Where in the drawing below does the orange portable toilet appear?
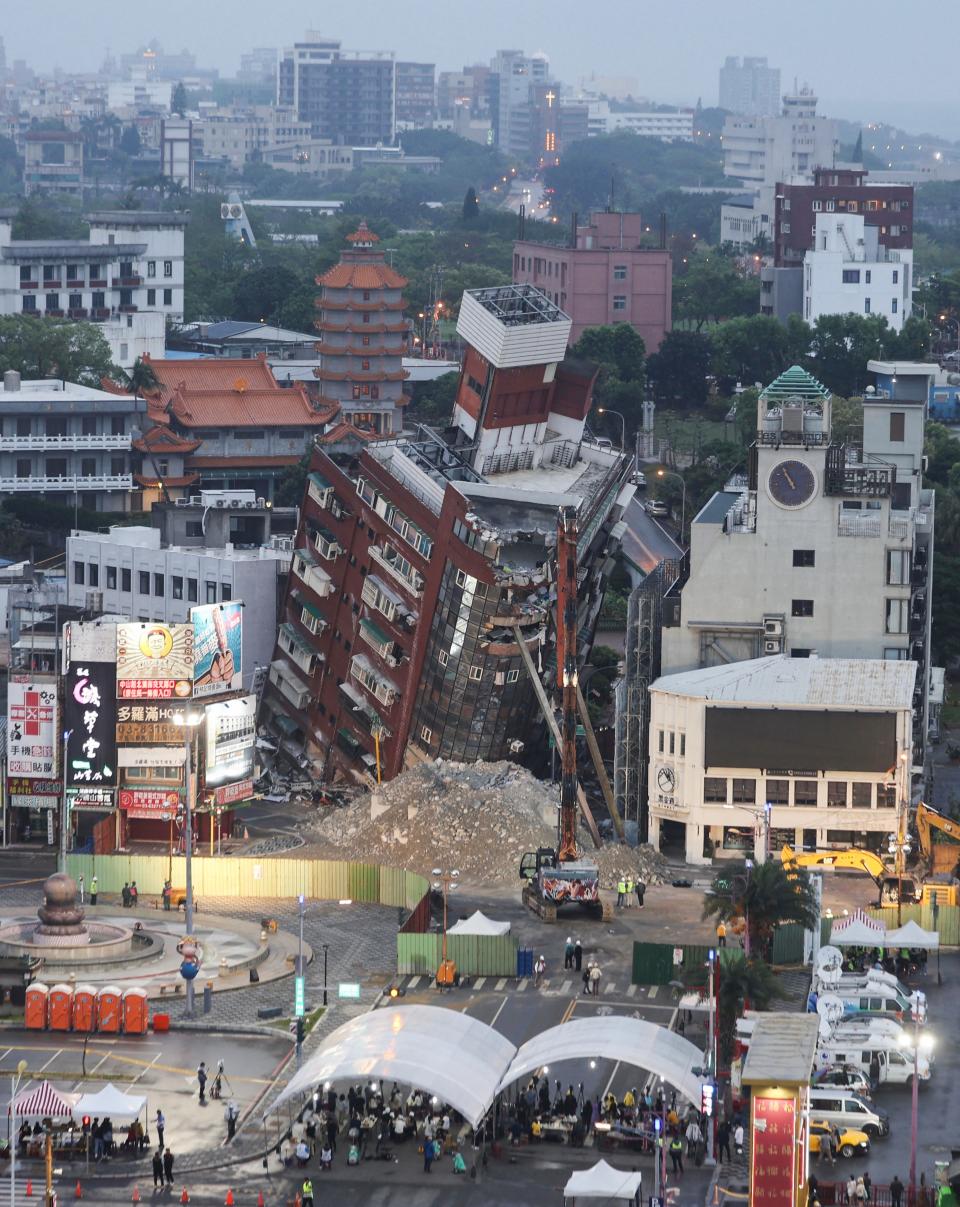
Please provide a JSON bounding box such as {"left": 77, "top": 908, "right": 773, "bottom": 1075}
{"left": 25, "top": 983, "right": 49, "bottom": 1030}
{"left": 72, "top": 985, "right": 97, "bottom": 1034}
{"left": 48, "top": 983, "right": 74, "bottom": 1032}
{"left": 95, "top": 986, "right": 122, "bottom": 1033}
{"left": 122, "top": 988, "right": 148, "bottom": 1035}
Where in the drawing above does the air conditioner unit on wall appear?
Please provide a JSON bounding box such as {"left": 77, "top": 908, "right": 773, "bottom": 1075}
{"left": 764, "top": 639, "right": 781, "bottom": 654}
{"left": 764, "top": 618, "right": 783, "bottom": 636}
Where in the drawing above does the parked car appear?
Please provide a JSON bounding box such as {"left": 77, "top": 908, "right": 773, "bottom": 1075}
{"left": 813, "top": 1064, "right": 875, "bottom": 1096}
{"left": 645, "top": 498, "right": 669, "bottom": 517}
{"left": 631, "top": 470, "right": 647, "bottom": 489}
{"left": 809, "top": 1120, "right": 870, "bottom": 1160}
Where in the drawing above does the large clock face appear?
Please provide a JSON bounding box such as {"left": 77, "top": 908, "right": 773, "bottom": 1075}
{"left": 767, "top": 459, "right": 817, "bottom": 509}
{"left": 657, "top": 765, "right": 676, "bottom": 794}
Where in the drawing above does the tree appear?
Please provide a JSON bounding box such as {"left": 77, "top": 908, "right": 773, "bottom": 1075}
{"left": 806, "top": 313, "right": 891, "bottom": 397}
{"left": 646, "top": 331, "right": 712, "bottom": 406}
{"left": 0, "top": 316, "right": 116, "bottom": 385}
{"left": 572, "top": 324, "right": 646, "bottom": 385}
{"left": 125, "top": 356, "right": 159, "bottom": 394}
{"left": 119, "top": 125, "right": 142, "bottom": 157}
{"left": 702, "top": 860, "right": 818, "bottom": 961}
{"left": 231, "top": 265, "right": 305, "bottom": 327}
{"left": 172, "top": 82, "right": 188, "bottom": 117}
{"left": 710, "top": 315, "right": 790, "bottom": 389}
{"left": 462, "top": 187, "right": 479, "bottom": 222}
{"left": 691, "top": 955, "right": 787, "bottom": 1064}
{"left": 673, "top": 252, "right": 760, "bottom": 330}
{"left": 274, "top": 450, "right": 311, "bottom": 507}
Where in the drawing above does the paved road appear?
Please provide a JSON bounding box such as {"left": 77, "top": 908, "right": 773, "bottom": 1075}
{"left": 619, "top": 497, "right": 682, "bottom": 576}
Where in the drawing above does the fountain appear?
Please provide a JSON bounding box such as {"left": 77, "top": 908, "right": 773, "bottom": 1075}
{"left": 33, "top": 872, "right": 92, "bottom": 946}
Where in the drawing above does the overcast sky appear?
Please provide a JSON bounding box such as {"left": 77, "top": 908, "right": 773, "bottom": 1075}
{"left": 5, "top": 0, "right": 958, "bottom": 138}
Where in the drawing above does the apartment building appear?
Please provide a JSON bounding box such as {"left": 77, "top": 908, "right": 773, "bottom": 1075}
{"left": 23, "top": 131, "right": 84, "bottom": 196}
{"left": 395, "top": 62, "right": 435, "bottom": 127}
{"left": 586, "top": 103, "right": 694, "bottom": 141}
{"left": 197, "top": 106, "right": 312, "bottom": 168}
{"left": 278, "top": 34, "right": 395, "bottom": 144}
{"left": 718, "top": 56, "right": 781, "bottom": 118}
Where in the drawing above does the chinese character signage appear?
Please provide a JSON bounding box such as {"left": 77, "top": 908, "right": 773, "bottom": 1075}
{"left": 116, "top": 623, "right": 194, "bottom": 700}
{"left": 205, "top": 695, "right": 256, "bottom": 788}
{"left": 63, "top": 662, "right": 117, "bottom": 786}
{"left": 8, "top": 777, "right": 61, "bottom": 810}
{"left": 750, "top": 1094, "right": 797, "bottom": 1207}
{"left": 118, "top": 788, "right": 182, "bottom": 819}
{"left": 70, "top": 787, "right": 115, "bottom": 811}
{"left": 191, "top": 603, "right": 243, "bottom": 697}
{"left": 117, "top": 702, "right": 189, "bottom": 745}
{"left": 214, "top": 779, "right": 253, "bottom": 807}
{"left": 7, "top": 681, "right": 58, "bottom": 777}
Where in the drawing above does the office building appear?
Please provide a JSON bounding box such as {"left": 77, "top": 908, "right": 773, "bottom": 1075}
{"left": 437, "top": 65, "right": 491, "bottom": 120}
{"left": 278, "top": 33, "right": 395, "bottom": 144}
{"left": 647, "top": 655, "right": 914, "bottom": 863}
{"left": 261, "top": 284, "right": 631, "bottom": 783}
{"left": 23, "top": 131, "right": 84, "bottom": 197}
{"left": 238, "top": 47, "right": 278, "bottom": 86}
{"left": 718, "top": 56, "right": 781, "bottom": 117}
{"left": 0, "top": 372, "right": 145, "bottom": 512}
{"left": 489, "top": 49, "right": 550, "bottom": 160}
{"left": 722, "top": 89, "right": 837, "bottom": 187}
{"left": 160, "top": 117, "right": 195, "bottom": 190}
{"left": 586, "top": 103, "right": 694, "bottom": 141}
{"left": 513, "top": 210, "right": 672, "bottom": 349}
{"left": 107, "top": 74, "right": 173, "bottom": 113}
{"left": 197, "top": 106, "right": 312, "bottom": 169}
{"left": 660, "top": 364, "right": 935, "bottom": 775}
{"left": 395, "top": 62, "right": 435, "bottom": 127}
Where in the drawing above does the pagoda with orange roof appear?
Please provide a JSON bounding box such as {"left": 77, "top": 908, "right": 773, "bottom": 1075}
{"left": 314, "top": 221, "right": 410, "bottom": 440}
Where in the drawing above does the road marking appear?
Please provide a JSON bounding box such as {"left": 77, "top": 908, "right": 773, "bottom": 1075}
{"left": 560, "top": 979, "right": 572, "bottom": 995}
{"left": 37, "top": 1050, "right": 62, "bottom": 1074}
{"left": 648, "top": 985, "right": 660, "bottom": 999}
{"left": 495, "top": 978, "right": 507, "bottom": 991}
{"left": 626, "top": 984, "right": 638, "bottom": 998}
{"left": 130, "top": 1050, "right": 162, "bottom": 1086}
{"left": 407, "top": 976, "right": 421, "bottom": 990}
{"left": 490, "top": 996, "right": 510, "bottom": 1029}
{"left": 603, "top": 982, "right": 616, "bottom": 994}
{"left": 516, "top": 979, "right": 529, "bottom": 993}
{"left": 473, "top": 977, "right": 486, "bottom": 990}
{"left": 559, "top": 997, "right": 577, "bottom": 1025}
{"left": 603, "top": 1060, "right": 622, "bottom": 1098}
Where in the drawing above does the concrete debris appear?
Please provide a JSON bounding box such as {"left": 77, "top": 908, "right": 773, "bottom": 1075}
{"left": 301, "top": 759, "right": 666, "bottom": 887}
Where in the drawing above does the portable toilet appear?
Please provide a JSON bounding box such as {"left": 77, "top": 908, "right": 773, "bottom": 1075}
{"left": 25, "top": 983, "right": 49, "bottom": 1030}
{"left": 122, "top": 988, "right": 149, "bottom": 1035}
{"left": 95, "top": 985, "right": 122, "bottom": 1033}
{"left": 48, "top": 983, "right": 74, "bottom": 1032}
{"left": 72, "top": 985, "right": 97, "bottom": 1033}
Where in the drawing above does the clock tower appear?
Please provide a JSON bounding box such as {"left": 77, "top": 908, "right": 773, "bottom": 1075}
{"left": 754, "top": 364, "right": 833, "bottom": 516}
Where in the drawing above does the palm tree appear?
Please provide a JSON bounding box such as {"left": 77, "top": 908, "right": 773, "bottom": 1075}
{"left": 125, "top": 356, "right": 159, "bottom": 394}
{"left": 702, "top": 860, "right": 818, "bottom": 961}
{"left": 680, "top": 953, "right": 786, "bottom": 1066}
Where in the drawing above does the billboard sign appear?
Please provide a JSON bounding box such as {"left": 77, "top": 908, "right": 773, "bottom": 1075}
{"left": 116, "top": 623, "right": 194, "bottom": 700}
{"left": 69, "top": 787, "right": 115, "bottom": 811}
{"left": 750, "top": 1094, "right": 797, "bottom": 1207}
{"left": 8, "top": 777, "right": 60, "bottom": 809}
{"left": 118, "top": 787, "right": 182, "bottom": 819}
{"left": 214, "top": 779, "right": 253, "bottom": 807}
{"left": 63, "top": 661, "right": 117, "bottom": 786}
{"left": 117, "top": 746, "right": 186, "bottom": 768}
{"left": 191, "top": 603, "right": 243, "bottom": 697}
{"left": 117, "top": 702, "right": 190, "bottom": 745}
{"left": 204, "top": 695, "right": 256, "bottom": 788}
{"left": 7, "top": 681, "right": 58, "bottom": 777}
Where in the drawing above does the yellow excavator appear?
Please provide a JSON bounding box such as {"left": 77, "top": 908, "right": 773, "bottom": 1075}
{"left": 915, "top": 802, "right": 960, "bottom": 876}
{"left": 781, "top": 844, "right": 958, "bottom": 907}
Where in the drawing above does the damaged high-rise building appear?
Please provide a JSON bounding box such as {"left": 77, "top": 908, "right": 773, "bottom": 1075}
{"left": 261, "top": 284, "right": 633, "bottom": 784}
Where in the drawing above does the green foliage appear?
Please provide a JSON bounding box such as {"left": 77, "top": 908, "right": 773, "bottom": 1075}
{"left": 119, "top": 125, "right": 141, "bottom": 156}
{"left": 646, "top": 331, "right": 712, "bottom": 406}
{"left": 0, "top": 315, "right": 115, "bottom": 384}
{"left": 0, "top": 509, "right": 29, "bottom": 561}
{"left": 0, "top": 136, "right": 21, "bottom": 196}
{"left": 933, "top": 552, "right": 960, "bottom": 664}
{"left": 590, "top": 645, "right": 621, "bottom": 670}
{"left": 406, "top": 371, "right": 458, "bottom": 425}
{"left": 274, "top": 450, "right": 312, "bottom": 508}
{"left": 172, "top": 83, "right": 188, "bottom": 117}
{"left": 11, "top": 195, "right": 86, "bottom": 240}
{"left": 462, "top": 187, "right": 479, "bottom": 222}
{"left": 702, "top": 861, "right": 818, "bottom": 961}
{"left": 673, "top": 250, "right": 760, "bottom": 330}
{"left": 599, "top": 590, "right": 628, "bottom": 628}
{"left": 606, "top": 557, "right": 632, "bottom": 593}
{"left": 710, "top": 315, "right": 792, "bottom": 388}
{"left": 572, "top": 324, "right": 646, "bottom": 384}
{"left": 125, "top": 356, "right": 159, "bottom": 394}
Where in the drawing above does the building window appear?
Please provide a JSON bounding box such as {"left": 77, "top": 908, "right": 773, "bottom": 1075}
{"left": 163, "top": 289, "right": 172, "bottom": 306}
{"left": 732, "top": 778, "right": 756, "bottom": 803}
{"left": 172, "top": 576, "right": 183, "bottom": 599}
{"left": 421, "top": 726, "right": 432, "bottom": 744}
{"left": 812, "top": 199, "right": 822, "bottom": 211}
{"left": 468, "top": 665, "right": 483, "bottom": 681}
{"left": 891, "top": 298, "right": 898, "bottom": 314}
{"left": 362, "top": 335, "right": 370, "bottom": 346}
{"left": 147, "top": 289, "right": 156, "bottom": 306}
{"left": 121, "top": 567, "right": 131, "bottom": 592}
{"left": 877, "top": 785, "right": 896, "bottom": 808}
{"left": 147, "top": 261, "right": 156, "bottom": 278}
{"left": 889, "top": 412, "right": 905, "bottom": 442}
{"left": 221, "top": 583, "right": 231, "bottom": 600}
{"left": 73, "top": 561, "right": 85, "bottom": 585}
{"left": 791, "top": 599, "right": 814, "bottom": 617}
{"left": 206, "top": 581, "right": 217, "bottom": 604}
{"left": 106, "top": 565, "right": 117, "bottom": 590}
{"left": 507, "top": 669, "right": 519, "bottom": 683}
{"left": 885, "top": 598, "right": 908, "bottom": 634}
{"left": 679, "top": 732, "right": 685, "bottom": 757}
{"left": 185, "top": 521, "right": 202, "bottom": 537}
{"left": 793, "top": 549, "right": 815, "bottom": 567}
{"left": 884, "top": 647, "right": 908, "bottom": 660}
{"left": 668, "top": 731, "right": 675, "bottom": 755}
{"left": 163, "top": 261, "right": 172, "bottom": 277}
{"left": 45, "top": 294, "right": 60, "bottom": 312}
{"left": 826, "top": 781, "right": 848, "bottom": 808}
{"left": 138, "top": 571, "right": 149, "bottom": 595}
{"left": 612, "top": 295, "right": 627, "bottom": 311}
{"left": 22, "top": 296, "right": 36, "bottom": 313}
{"left": 704, "top": 777, "right": 727, "bottom": 803}
{"left": 69, "top": 293, "right": 82, "bottom": 310}
{"left": 887, "top": 549, "right": 910, "bottom": 585}
{"left": 188, "top": 578, "right": 198, "bottom": 602}
{"left": 794, "top": 780, "right": 818, "bottom": 806}
{"left": 791, "top": 648, "right": 812, "bottom": 658}
{"left": 842, "top": 269, "right": 861, "bottom": 284}
{"left": 613, "top": 265, "right": 627, "bottom": 280}
{"left": 892, "top": 270, "right": 899, "bottom": 284}
{"left": 154, "top": 573, "right": 164, "bottom": 597}
{"left": 864, "top": 298, "right": 871, "bottom": 314}
{"left": 851, "top": 782, "right": 872, "bottom": 808}
{"left": 865, "top": 270, "right": 871, "bottom": 285}
{"left": 766, "top": 779, "right": 789, "bottom": 805}
{"left": 658, "top": 729, "right": 665, "bottom": 753}
{"left": 438, "top": 650, "right": 448, "bottom": 666}
{"left": 361, "top": 360, "right": 370, "bottom": 371}
{"left": 88, "top": 563, "right": 99, "bottom": 587}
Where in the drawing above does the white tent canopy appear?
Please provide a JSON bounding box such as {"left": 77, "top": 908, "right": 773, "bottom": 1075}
{"left": 265, "top": 1005, "right": 515, "bottom": 1127}
{"left": 498, "top": 1017, "right": 704, "bottom": 1107}
{"left": 564, "top": 1159, "right": 642, "bottom": 1203}
{"left": 447, "top": 910, "right": 511, "bottom": 936}
{"left": 829, "top": 910, "right": 887, "bottom": 947}
{"left": 884, "top": 919, "right": 940, "bottom": 950}
{"left": 72, "top": 1084, "right": 146, "bottom": 1121}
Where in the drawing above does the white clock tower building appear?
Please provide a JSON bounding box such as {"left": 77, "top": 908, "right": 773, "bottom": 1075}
{"left": 660, "top": 365, "right": 935, "bottom": 770}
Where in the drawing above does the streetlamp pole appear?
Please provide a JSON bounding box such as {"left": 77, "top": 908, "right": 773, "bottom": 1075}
{"left": 596, "top": 407, "right": 627, "bottom": 453}
{"left": 655, "top": 468, "right": 687, "bottom": 539}
{"left": 322, "top": 944, "right": 328, "bottom": 1007}
{"left": 909, "top": 1008, "right": 919, "bottom": 1198}
{"left": 175, "top": 712, "right": 202, "bottom": 1019}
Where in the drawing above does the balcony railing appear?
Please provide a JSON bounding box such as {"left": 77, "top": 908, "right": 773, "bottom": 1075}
{"left": 0, "top": 434, "right": 131, "bottom": 451}
{"left": 369, "top": 545, "right": 423, "bottom": 595}
{"left": 112, "top": 276, "right": 143, "bottom": 287}
{"left": 837, "top": 511, "right": 881, "bottom": 538}
{"left": 1, "top": 473, "right": 132, "bottom": 492}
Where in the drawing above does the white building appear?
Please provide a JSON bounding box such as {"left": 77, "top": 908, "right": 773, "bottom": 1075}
{"left": 196, "top": 106, "right": 313, "bottom": 169}
{"left": 491, "top": 49, "right": 550, "bottom": 159}
{"left": 647, "top": 655, "right": 915, "bottom": 864}
{"left": 586, "top": 102, "right": 693, "bottom": 141}
{"left": 718, "top": 57, "right": 781, "bottom": 118}
{"left": 0, "top": 209, "right": 187, "bottom": 370}
{"left": 661, "top": 365, "right": 935, "bottom": 773}
{"left": 803, "top": 212, "right": 912, "bottom": 331}
{"left": 107, "top": 74, "right": 173, "bottom": 113}
{"left": 160, "top": 117, "right": 195, "bottom": 190}
{"left": 66, "top": 497, "right": 291, "bottom": 673}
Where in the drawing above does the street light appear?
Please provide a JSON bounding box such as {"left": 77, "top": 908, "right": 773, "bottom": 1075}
{"left": 10, "top": 1057, "right": 27, "bottom": 1207}
{"left": 938, "top": 315, "right": 960, "bottom": 358}
{"left": 898, "top": 1000, "right": 933, "bottom": 1201}
{"left": 722, "top": 802, "right": 771, "bottom": 865}
{"left": 655, "top": 468, "right": 687, "bottom": 539}
{"left": 174, "top": 709, "right": 203, "bottom": 1019}
{"left": 596, "top": 407, "right": 626, "bottom": 453}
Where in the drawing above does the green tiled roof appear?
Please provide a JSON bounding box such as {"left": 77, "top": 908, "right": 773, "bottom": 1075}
{"left": 760, "top": 365, "right": 831, "bottom": 405}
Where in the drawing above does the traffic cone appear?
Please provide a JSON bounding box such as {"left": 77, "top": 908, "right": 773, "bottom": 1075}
{"left": 243, "top": 826, "right": 250, "bottom": 840}
{"left": 225, "top": 1192, "right": 235, "bottom": 1207}
{"left": 131, "top": 1187, "right": 141, "bottom": 1204}
{"left": 75, "top": 1180, "right": 83, "bottom": 1198}
{"left": 180, "top": 1191, "right": 190, "bottom": 1205}
{"left": 257, "top": 1193, "right": 265, "bottom": 1207}
{"left": 25, "top": 1181, "right": 32, "bottom": 1198}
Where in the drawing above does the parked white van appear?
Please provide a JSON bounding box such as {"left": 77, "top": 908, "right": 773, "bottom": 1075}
{"left": 806, "top": 1087, "right": 890, "bottom": 1137}
{"left": 815, "top": 1035, "right": 931, "bottom": 1086}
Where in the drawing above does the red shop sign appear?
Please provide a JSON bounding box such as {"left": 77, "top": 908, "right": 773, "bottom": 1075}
{"left": 750, "top": 1094, "right": 797, "bottom": 1207}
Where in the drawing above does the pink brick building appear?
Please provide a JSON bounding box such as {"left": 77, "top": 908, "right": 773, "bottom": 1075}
{"left": 512, "top": 211, "right": 672, "bottom": 350}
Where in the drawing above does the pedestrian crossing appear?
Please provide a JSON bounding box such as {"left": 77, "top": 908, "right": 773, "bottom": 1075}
{"left": 3, "top": 1178, "right": 59, "bottom": 1205}
{"left": 394, "top": 973, "right": 670, "bottom": 999}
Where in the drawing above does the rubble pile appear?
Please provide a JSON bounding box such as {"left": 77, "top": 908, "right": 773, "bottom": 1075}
{"left": 301, "top": 759, "right": 666, "bottom": 887}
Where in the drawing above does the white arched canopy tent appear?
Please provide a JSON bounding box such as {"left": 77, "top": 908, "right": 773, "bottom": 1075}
{"left": 498, "top": 1017, "right": 704, "bottom": 1106}
{"left": 265, "top": 1005, "right": 515, "bottom": 1127}
{"left": 264, "top": 1007, "right": 706, "bottom": 1129}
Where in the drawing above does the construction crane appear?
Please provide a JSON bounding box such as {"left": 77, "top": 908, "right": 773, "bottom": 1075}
{"left": 519, "top": 507, "right": 610, "bottom": 921}
{"left": 781, "top": 844, "right": 937, "bottom": 906}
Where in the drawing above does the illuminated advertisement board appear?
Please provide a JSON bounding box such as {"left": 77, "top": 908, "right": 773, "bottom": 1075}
{"left": 116, "top": 623, "right": 194, "bottom": 700}
{"left": 63, "top": 661, "right": 117, "bottom": 786}
{"left": 204, "top": 695, "right": 256, "bottom": 788}
{"left": 7, "top": 681, "right": 58, "bottom": 777}
{"left": 191, "top": 603, "right": 242, "bottom": 697}
{"left": 118, "top": 788, "right": 182, "bottom": 820}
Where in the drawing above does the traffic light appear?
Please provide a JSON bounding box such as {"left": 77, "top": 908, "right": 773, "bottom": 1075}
{"left": 701, "top": 1083, "right": 715, "bottom": 1118}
